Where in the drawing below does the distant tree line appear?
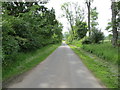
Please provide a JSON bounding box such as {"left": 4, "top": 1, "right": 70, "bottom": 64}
{"left": 62, "top": 1, "right": 120, "bottom": 47}
{"left": 62, "top": 2, "right": 104, "bottom": 44}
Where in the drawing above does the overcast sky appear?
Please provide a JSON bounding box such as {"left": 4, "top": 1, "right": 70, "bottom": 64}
{"left": 46, "top": 0, "right": 112, "bottom": 36}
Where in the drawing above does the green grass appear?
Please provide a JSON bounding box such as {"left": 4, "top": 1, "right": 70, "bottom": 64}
{"left": 69, "top": 40, "right": 119, "bottom": 88}
{"left": 2, "top": 43, "right": 61, "bottom": 81}
{"left": 82, "top": 42, "right": 118, "bottom": 64}
{"left": 70, "top": 40, "right": 118, "bottom": 64}
{"left": 70, "top": 46, "right": 118, "bottom": 88}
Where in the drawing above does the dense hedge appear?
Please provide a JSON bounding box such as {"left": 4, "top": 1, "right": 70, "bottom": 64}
{"left": 2, "top": 2, "right": 62, "bottom": 67}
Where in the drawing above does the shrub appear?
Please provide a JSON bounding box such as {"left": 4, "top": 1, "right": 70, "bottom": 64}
{"left": 21, "top": 35, "right": 44, "bottom": 51}
{"left": 82, "top": 29, "right": 104, "bottom": 44}
{"left": 2, "top": 35, "right": 19, "bottom": 66}
{"left": 2, "top": 20, "right": 19, "bottom": 55}
{"left": 11, "top": 18, "right": 30, "bottom": 38}
{"left": 82, "top": 37, "right": 92, "bottom": 44}
{"left": 90, "top": 29, "right": 104, "bottom": 43}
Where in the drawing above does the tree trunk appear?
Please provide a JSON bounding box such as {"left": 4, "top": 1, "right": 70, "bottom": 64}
{"left": 70, "top": 22, "right": 74, "bottom": 40}
{"left": 111, "top": 2, "right": 118, "bottom": 47}
{"left": 87, "top": 2, "right": 91, "bottom": 36}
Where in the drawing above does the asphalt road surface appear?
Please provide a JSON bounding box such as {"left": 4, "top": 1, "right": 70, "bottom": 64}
{"left": 8, "top": 43, "right": 104, "bottom": 88}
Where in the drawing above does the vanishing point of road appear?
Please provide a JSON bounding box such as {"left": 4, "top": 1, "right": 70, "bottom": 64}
{"left": 8, "top": 42, "right": 104, "bottom": 88}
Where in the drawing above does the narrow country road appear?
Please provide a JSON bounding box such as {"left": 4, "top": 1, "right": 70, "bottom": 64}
{"left": 8, "top": 43, "right": 103, "bottom": 88}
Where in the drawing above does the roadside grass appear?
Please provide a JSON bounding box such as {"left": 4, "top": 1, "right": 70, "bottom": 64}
{"left": 2, "top": 43, "right": 61, "bottom": 81}
{"left": 82, "top": 42, "right": 118, "bottom": 64}
{"left": 71, "top": 40, "right": 118, "bottom": 64}
{"left": 70, "top": 46, "right": 118, "bottom": 88}
{"left": 69, "top": 40, "right": 119, "bottom": 88}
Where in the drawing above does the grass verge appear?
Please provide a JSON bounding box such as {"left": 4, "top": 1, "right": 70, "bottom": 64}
{"left": 70, "top": 45, "right": 118, "bottom": 88}
{"left": 82, "top": 42, "right": 118, "bottom": 64}
{"left": 71, "top": 41, "right": 118, "bottom": 64}
{"left": 2, "top": 43, "right": 61, "bottom": 82}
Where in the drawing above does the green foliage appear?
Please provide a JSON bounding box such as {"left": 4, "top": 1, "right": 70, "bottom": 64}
{"left": 82, "top": 37, "right": 92, "bottom": 44}
{"left": 2, "top": 2, "right": 39, "bottom": 17}
{"left": 70, "top": 40, "right": 82, "bottom": 47}
{"left": 70, "top": 40, "right": 118, "bottom": 88}
{"left": 90, "top": 29, "right": 104, "bottom": 43}
{"left": 74, "top": 21, "right": 88, "bottom": 40}
{"left": 2, "top": 2, "right": 62, "bottom": 71}
{"left": 3, "top": 44, "right": 60, "bottom": 81}
{"left": 2, "top": 35, "right": 19, "bottom": 63}
{"left": 11, "top": 18, "right": 30, "bottom": 38}
{"left": 70, "top": 40, "right": 118, "bottom": 64}
{"left": 106, "top": 22, "right": 112, "bottom": 32}
{"left": 2, "top": 20, "right": 19, "bottom": 66}
{"left": 61, "top": 2, "right": 74, "bottom": 28}
{"left": 81, "top": 29, "right": 104, "bottom": 44}
{"left": 90, "top": 7, "right": 99, "bottom": 28}
{"left": 61, "top": 2, "right": 86, "bottom": 41}
{"left": 63, "top": 32, "right": 71, "bottom": 44}
{"left": 65, "top": 32, "right": 73, "bottom": 44}
{"left": 82, "top": 42, "right": 118, "bottom": 64}
{"left": 70, "top": 45, "right": 118, "bottom": 88}
{"left": 65, "top": 21, "right": 88, "bottom": 43}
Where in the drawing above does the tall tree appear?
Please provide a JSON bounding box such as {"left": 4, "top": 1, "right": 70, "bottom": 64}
{"left": 86, "top": 0, "right": 93, "bottom": 36}
{"left": 2, "top": 0, "right": 50, "bottom": 17}
{"left": 73, "top": 2, "right": 85, "bottom": 23}
{"left": 61, "top": 2, "right": 75, "bottom": 40}
{"left": 111, "top": 0, "right": 118, "bottom": 46}
{"left": 2, "top": 2, "right": 36, "bottom": 16}
{"left": 73, "top": 21, "right": 88, "bottom": 40}
{"left": 61, "top": 3, "right": 74, "bottom": 32}
{"left": 61, "top": 2, "right": 85, "bottom": 40}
